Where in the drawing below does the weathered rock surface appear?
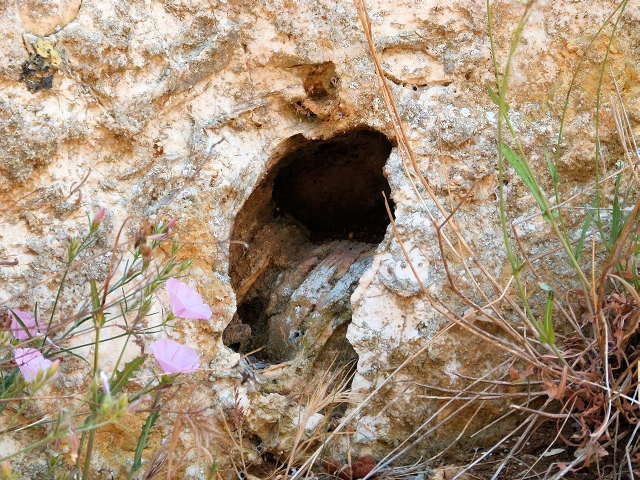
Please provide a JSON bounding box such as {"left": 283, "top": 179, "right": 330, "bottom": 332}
{"left": 0, "top": 0, "right": 639, "bottom": 477}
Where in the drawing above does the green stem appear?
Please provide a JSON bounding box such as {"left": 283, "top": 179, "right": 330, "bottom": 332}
{"left": 489, "top": 0, "right": 537, "bottom": 326}
{"left": 488, "top": 1, "right": 571, "bottom": 367}
{"left": 81, "top": 284, "right": 103, "bottom": 480}
{"left": 43, "top": 269, "right": 68, "bottom": 346}
{"left": 81, "top": 427, "right": 96, "bottom": 480}
{"left": 111, "top": 334, "right": 130, "bottom": 381}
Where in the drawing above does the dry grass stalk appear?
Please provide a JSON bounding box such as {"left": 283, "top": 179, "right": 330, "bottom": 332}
{"left": 159, "top": 384, "right": 219, "bottom": 479}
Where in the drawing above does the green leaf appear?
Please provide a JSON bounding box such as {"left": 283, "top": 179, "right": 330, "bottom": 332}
{"left": 544, "top": 148, "right": 559, "bottom": 185}
{"left": 0, "top": 369, "right": 21, "bottom": 414}
{"left": 89, "top": 279, "right": 104, "bottom": 327}
{"left": 487, "top": 82, "right": 510, "bottom": 111}
{"left": 109, "top": 355, "right": 147, "bottom": 396}
{"left": 206, "top": 461, "right": 218, "bottom": 480}
{"left": 128, "top": 409, "right": 159, "bottom": 479}
{"left": 501, "top": 143, "right": 558, "bottom": 222}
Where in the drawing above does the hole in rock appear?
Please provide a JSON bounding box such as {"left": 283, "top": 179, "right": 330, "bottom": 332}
{"left": 224, "top": 129, "right": 394, "bottom": 369}
{"left": 273, "top": 130, "right": 393, "bottom": 242}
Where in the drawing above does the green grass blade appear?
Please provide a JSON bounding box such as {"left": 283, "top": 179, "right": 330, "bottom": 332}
{"left": 543, "top": 290, "right": 555, "bottom": 345}
{"left": 544, "top": 147, "right": 559, "bottom": 185}
{"left": 501, "top": 143, "right": 558, "bottom": 222}
{"left": 611, "top": 171, "right": 622, "bottom": 246}
{"left": 574, "top": 196, "right": 598, "bottom": 261}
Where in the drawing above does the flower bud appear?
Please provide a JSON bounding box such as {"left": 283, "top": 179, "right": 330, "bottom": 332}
{"left": 68, "top": 427, "right": 79, "bottom": 464}
{"left": 99, "top": 371, "right": 111, "bottom": 395}
{"left": 91, "top": 207, "right": 106, "bottom": 230}
{"left": 118, "top": 394, "right": 128, "bottom": 410}
{"left": 1, "top": 461, "right": 12, "bottom": 478}
{"left": 47, "top": 359, "right": 61, "bottom": 379}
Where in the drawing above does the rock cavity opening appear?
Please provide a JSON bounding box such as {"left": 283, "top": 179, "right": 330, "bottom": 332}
{"left": 224, "top": 129, "right": 394, "bottom": 370}
{"left": 273, "top": 130, "right": 394, "bottom": 242}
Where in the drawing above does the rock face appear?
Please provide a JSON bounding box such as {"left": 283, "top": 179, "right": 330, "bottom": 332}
{"left": 0, "top": 0, "right": 639, "bottom": 477}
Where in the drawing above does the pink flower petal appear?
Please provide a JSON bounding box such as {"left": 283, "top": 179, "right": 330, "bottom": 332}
{"left": 10, "top": 309, "right": 46, "bottom": 340}
{"left": 166, "top": 278, "right": 212, "bottom": 320}
{"left": 150, "top": 339, "right": 200, "bottom": 374}
{"left": 14, "top": 348, "right": 54, "bottom": 382}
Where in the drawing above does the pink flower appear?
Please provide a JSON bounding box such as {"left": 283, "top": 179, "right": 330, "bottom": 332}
{"left": 166, "top": 278, "right": 212, "bottom": 320}
{"left": 150, "top": 339, "right": 200, "bottom": 374}
{"left": 10, "top": 309, "right": 46, "bottom": 340}
{"left": 14, "top": 348, "right": 55, "bottom": 382}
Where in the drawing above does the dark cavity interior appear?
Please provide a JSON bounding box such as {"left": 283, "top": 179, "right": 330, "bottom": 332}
{"left": 273, "top": 130, "right": 393, "bottom": 242}
{"left": 224, "top": 129, "right": 394, "bottom": 368}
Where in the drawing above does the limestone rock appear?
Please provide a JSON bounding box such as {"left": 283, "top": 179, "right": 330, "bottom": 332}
{"left": 0, "top": 0, "right": 638, "bottom": 477}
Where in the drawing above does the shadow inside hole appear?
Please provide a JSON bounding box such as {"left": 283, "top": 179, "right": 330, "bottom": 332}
{"left": 273, "top": 129, "right": 393, "bottom": 242}
{"left": 225, "top": 129, "right": 394, "bottom": 367}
